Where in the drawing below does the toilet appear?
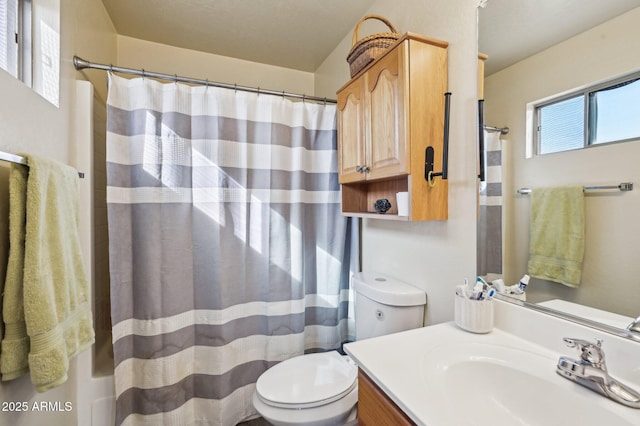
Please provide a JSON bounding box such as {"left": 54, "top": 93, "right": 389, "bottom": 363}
{"left": 252, "top": 272, "right": 427, "bottom": 425}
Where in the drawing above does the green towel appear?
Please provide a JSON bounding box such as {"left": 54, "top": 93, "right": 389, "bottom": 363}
{"left": 0, "top": 164, "right": 30, "bottom": 380}
{"left": 0, "top": 167, "right": 10, "bottom": 359}
{"left": 527, "top": 186, "right": 585, "bottom": 288}
{"left": 0, "top": 155, "right": 94, "bottom": 392}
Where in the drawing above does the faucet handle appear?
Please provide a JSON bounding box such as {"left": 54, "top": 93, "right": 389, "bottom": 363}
{"left": 562, "top": 337, "right": 606, "bottom": 369}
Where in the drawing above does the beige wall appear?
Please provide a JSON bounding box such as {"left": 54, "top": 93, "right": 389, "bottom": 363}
{"left": 116, "top": 35, "right": 315, "bottom": 97}
{"left": 316, "top": 0, "right": 480, "bottom": 326}
{"left": 71, "top": 0, "right": 118, "bottom": 103}
{"left": 484, "top": 7, "right": 640, "bottom": 316}
{"left": 0, "top": 0, "right": 117, "bottom": 425}
{"left": 0, "top": 0, "right": 481, "bottom": 423}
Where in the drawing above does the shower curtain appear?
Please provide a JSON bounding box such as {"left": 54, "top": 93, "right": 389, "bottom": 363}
{"left": 106, "top": 74, "right": 357, "bottom": 426}
{"left": 478, "top": 130, "right": 503, "bottom": 276}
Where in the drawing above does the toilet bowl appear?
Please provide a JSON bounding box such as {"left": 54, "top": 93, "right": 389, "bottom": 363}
{"left": 252, "top": 272, "right": 426, "bottom": 425}
{"left": 252, "top": 351, "right": 358, "bottom": 426}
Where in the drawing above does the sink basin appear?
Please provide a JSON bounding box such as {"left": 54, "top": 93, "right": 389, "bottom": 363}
{"left": 421, "top": 342, "right": 635, "bottom": 425}
{"left": 344, "top": 304, "right": 640, "bottom": 425}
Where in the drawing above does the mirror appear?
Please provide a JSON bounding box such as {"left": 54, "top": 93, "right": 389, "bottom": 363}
{"left": 478, "top": 1, "right": 640, "bottom": 333}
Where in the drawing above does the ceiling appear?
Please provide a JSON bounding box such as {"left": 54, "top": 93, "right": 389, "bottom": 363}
{"left": 100, "top": 0, "right": 376, "bottom": 72}
{"left": 101, "top": 0, "right": 640, "bottom": 75}
{"left": 479, "top": 0, "right": 640, "bottom": 75}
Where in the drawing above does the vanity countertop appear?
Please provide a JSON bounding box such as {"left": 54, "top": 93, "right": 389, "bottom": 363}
{"left": 344, "top": 300, "right": 640, "bottom": 426}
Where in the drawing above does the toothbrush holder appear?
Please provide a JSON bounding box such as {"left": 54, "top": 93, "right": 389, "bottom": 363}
{"left": 454, "top": 293, "right": 494, "bottom": 333}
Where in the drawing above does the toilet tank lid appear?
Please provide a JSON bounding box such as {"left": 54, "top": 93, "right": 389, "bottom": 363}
{"left": 352, "top": 272, "right": 426, "bottom": 306}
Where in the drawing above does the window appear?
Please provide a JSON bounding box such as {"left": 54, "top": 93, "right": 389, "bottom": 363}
{"left": 1, "top": 0, "right": 30, "bottom": 80}
{"left": 1, "top": 0, "right": 59, "bottom": 107}
{"left": 534, "top": 72, "right": 640, "bottom": 155}
{"left": 1, "top": 0, "right": 18, "bottom": 77}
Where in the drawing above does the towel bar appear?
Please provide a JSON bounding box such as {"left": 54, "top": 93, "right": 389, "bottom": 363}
{"left": 517, "top": 182, "right": 633, "bottom": 195}
{"left": 0, "top": 151, "right": 85, "bottom": 178}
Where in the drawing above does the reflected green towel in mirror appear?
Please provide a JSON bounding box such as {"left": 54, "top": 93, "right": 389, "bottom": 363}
{"left": 527, "top": 186, "right": 585, "bottom": 288}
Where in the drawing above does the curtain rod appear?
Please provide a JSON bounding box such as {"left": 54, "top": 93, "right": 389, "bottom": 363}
{"left": 484, "top": 125, "right": 509, "bottom": 135}
{"left": 0, "top": 150, "right": 85, "bottom": 178}
{"left": 73, "top": 56, "right": 337, "bottom": 105}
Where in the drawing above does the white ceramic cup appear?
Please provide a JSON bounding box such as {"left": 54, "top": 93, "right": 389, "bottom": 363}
{"left": 454, "top": 293, "right": 494, "bottom": 333}
{"left": 396, "top": 192, "right": 409, "bottom": 216}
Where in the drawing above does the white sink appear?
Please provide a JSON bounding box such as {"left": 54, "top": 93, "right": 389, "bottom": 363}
{"left": 421, "top": 342, "right": 634, "bottom": 425}
{"left": 344, "top": 318, "right": 640, "bottom": 426}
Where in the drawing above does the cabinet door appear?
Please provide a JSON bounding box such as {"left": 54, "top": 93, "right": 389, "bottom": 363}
{"left": 337, "top": 77, "right": 367, "bottom": 183}
{"left": 365, "top": 42, "right": 409, "bottom": 181}
{"left": 358, "top": 369, "right": 414, "bottom": 425}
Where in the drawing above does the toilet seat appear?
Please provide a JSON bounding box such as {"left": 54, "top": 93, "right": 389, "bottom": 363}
{"left": 255, "top": 351, "right": 357, "bottom": 409}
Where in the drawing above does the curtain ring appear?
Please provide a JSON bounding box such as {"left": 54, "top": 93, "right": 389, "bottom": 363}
{"left": 257, "top": 87, "right": 261, "bottom": 96}
{"left": 205, "top": 78, "right": 209, "bottom": 90}
{"left": 141, "top": 69, "right": 146, "bottom": 79}
{"left": 174, "top": 74, "right": 178, "bottom": 84}
{"left": 302, "top": 94, "right": 306, "bottom": 103}
{"left": 109, "top": 64, "right": 114, "bottom": 74}
{"left": 282, "top": 90, "right": 285, "bottom": 100}
{"left": 234, "top": 83, "right": 237, "bottom": 93}
{"left": 323, "top": 97, "right": 327, "bottom": 105}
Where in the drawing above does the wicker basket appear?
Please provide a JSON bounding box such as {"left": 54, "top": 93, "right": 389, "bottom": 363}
{"left": 346, "top": 14, "right": 400, "bottom": 78}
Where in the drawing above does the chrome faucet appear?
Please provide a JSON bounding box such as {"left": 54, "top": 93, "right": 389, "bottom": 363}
{"left": 626, "top": 315, "right": 640, "bottom": 334}
{"left": 557, "top": 337, "right": 640, "bottom": 408}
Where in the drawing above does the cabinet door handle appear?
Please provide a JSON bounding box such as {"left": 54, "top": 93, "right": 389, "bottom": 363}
{"left": 361, "top": 166, "right": 370, "bottom": 173}
{"left": 425, "top": 92, "right": 451, "bottom": 186}
{"left": 356, "top": 165, "right": 363, "bottom": 173}
{"left": 478, "top": 99, "right": 486, "bottom": 182}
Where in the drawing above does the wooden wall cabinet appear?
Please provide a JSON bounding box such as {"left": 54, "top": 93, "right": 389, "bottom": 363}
{"left": 337, "top": 33, "right": 449, "bottom": 221}
{"left": 478, "top": 52, "right": 488, "bottom": 99}
{"left": 357, "top": 369, "right": 415, "bottom": 426}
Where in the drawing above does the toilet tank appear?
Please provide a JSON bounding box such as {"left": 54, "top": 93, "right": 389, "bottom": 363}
{"left": 353, "top": 272, "right": 427, "bottom": 341}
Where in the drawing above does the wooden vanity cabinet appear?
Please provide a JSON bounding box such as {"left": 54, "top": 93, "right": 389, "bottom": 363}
{"left": 337, "top": 33, "right": 448, "bottom": 221}
{"left": 358, "top": 368, "right": 415, "bottom": 426}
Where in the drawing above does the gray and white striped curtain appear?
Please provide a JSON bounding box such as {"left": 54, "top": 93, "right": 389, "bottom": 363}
{"left": 106, "top": 74, "right": 357, "bottom": 426}
{"left": 478, "top": 130, "right": 503, "bottom": 276}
